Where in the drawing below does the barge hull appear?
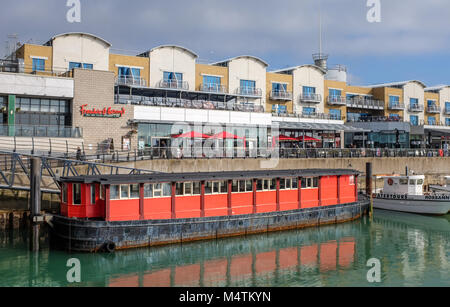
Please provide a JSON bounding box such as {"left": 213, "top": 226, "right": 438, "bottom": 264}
{"left": 51, "top": 201, "right": 369, "bottom": 252}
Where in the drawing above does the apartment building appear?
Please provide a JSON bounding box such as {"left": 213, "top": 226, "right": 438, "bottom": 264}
{"left": 1, "top": 32, "right": 449, "bottom": 152}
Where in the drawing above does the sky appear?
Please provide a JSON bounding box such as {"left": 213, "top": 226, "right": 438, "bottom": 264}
{"left": 1, "top": 0, "right": 450, "bottom": 86}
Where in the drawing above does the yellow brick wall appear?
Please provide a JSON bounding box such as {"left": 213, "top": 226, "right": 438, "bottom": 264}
{"left": 195, "top": 64, "right": 229, "bottom": 92}
{"left": 324, "top": 80, "right": 347, "bottom": 119}
{"left": 109, "top": 53, "right": 150, "bottom": 85}
{"left": 16, "top": 44, "right": 53, "bottom": 74}
{"left": 424, "top": 92, "right": 440, "bottom": 124}
{"left": 266, "top": 72, "right": 293, "bottom": 114}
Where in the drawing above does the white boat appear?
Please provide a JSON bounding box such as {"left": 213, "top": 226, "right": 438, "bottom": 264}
{"left": 373, "top": 175, "right": 450, "bottom": 215}
{"left": 429, "top": 176, "right": 450, "bottom": 194}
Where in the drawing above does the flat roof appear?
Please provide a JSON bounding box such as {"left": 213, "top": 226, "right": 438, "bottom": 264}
{"left": 59, "top": 169, "right": 360, "bottom": 184}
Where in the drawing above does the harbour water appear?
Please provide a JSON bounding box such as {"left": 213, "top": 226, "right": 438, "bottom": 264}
{"left": 0, "top": 210, "right": 448, "bottom": 287}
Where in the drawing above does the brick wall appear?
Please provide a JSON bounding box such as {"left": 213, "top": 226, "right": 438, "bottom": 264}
{"left": 73, "top": 69, "right": 137, "bottom": 151}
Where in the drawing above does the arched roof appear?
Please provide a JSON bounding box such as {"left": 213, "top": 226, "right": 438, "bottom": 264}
{"left": 45, "top": 32, "right": 112, "bottom": 47}
{"left": 139, "top": 45, "right": 198, "bottom": 59}
{"left": 211, "top": 55, "right": 269, "bottom": 67}
{"left": 271, "top": 64, "right": 326, "bottom": 75}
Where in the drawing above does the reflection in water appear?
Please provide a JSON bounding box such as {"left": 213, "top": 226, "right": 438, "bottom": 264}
{"left": 0, "top": 211, "right": 448, "bottom": 287}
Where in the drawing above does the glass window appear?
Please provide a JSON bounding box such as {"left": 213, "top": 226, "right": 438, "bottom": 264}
{"left": 193, "top": 182, "right": 201, "bottom": 195}
{"left": 203, "top": 75, "right": 221, "bottom": 86}
{"left": 349, "top": 176, "right": 355, "bottom": 185}
{"left": 270, "top": 179, "right": 276, "bottom": 190}
{"left": 144, "top": 184, "right": 153, "bottom": 198}
{"left": 303, "top": 86, "right": 316, "bottom": 94}
{"left": 184, "top": 182, "right": 192, "bottom": 195}
{"left": 120, "top": 185, "right": 129, "bottom": 199}
{"left": 292, "top": 178, "right": 298, "bottom": 189}
{"left": 205, "top": 181, "right": 213, "bottom": 194}
{"left": 239, "top": 180, "right": 246, "bottom": 192}
{"left": 280, "top": 178, "right": 286, "bottom": 190}
{"left": 272, "top": 83, "right": 287, "bottom": 93}
{"left": 212, "top": 182, "right": 219, "bottom": 194}
{"left": 417, "top": 179, "right": 424, "bottom": 185}
{"left": 176, "top": 182, "right": 184, "bottom": 196}
{"left": 50, "top": 100, "right": 60, "bottom": 113}
{"left": 41, "top": 99, "right": 50, "bottom": 112}
{"left": 257, "top": 179, "right": 263, "bottom": 191}
{"left": 153, "top": 184, "right": 162, "bottom": 197}
{"left": 303, "top": 107, "right": 316, "bottom": 115}
{"left": 130, "top": 184, "right": 140, "bottom": 199}
{"left": 32, "top": 58, "right": 45, "bottom": 72}
{"left": 263, "top": 179, "right": 269, "bottom": 190}
{"left": 19, "top": 98, "right": 30, "bottom": 111}
{"left": 389, "top": 95, "right": 400, "bottom": 105}
{"left": 110, "top": 185, "right": 120, "bottom": 200}
{"left": 399, "top": 179, "right": 408, "bottom": 185}
{"left": 232, "top": 180, "right": 239, "bottom": 193}
{"left": 285, "top": 178, "right": 292, "bottom": 189}
{"left": 62, "top": 183, "right": 67, "bottom": 203}
{"left": 329, "top": 109, "right": 341, "bottom": 120}
{"left": 100, "top": 185, "right": 104, "bottom": 200}
{"left": 83, "top": 63, "right": 93, "bottom": 70}
{"left": 301, "top": 177, "right": 319, "bottom": 189}
{"left": 246, "top": 180, "right": 253, "bottom": 192}
{"left": 90, "top": 184, "right": 96, "bottom": 204}
{"left": 428, "top": 117, "right": 436, "bottom": 125}
{"left": 446, "top": 118, "right": 450, "bottom": 127}
{"left": 329, "top": 89, "right": 341, "bottom": 97}
{"left": 409, "top": 180, "right": 416, "bottom": 185}
{"left": 220, "top": 181, "right": 228, "bottom": 194}
{"left": 410, "top": 115, "right": 419, "bottom": 126}
{"left": 313, "top": 178, "right": 319, "bottom": 188}
{"left": 69, "top": 62, "right": 82, "bottom": 70}
{"left": 162, "top": 183, "right": 172, "bottom": 197}
{"left": 73, "top": 183, "right": 81, "bottom": 205}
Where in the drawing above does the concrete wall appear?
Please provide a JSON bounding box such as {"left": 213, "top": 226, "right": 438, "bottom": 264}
{"left": 51, "top": 33, "right": 110, "bottom": 72}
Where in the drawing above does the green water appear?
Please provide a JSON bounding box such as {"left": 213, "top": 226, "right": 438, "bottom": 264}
{"left": 0, "top": 210, "right": 448, "bottom": 287}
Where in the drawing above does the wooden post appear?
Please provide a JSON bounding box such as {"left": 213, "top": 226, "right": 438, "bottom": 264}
{"left": 337, "top": 175, "right": 341, "bottom": 204}
{"left": 105, "top": 185, "right": 111, "bottom": 222}
{"left": 30, "top": 157, "right": 41, "bottom": 252}
{"left": 171, "top": 182, "right": 176, "bottom": 219}
{"left": 252, "top": 179, "right": 257, "bottom": 214}
{"left": 318, "top": 177, "right": 322, "bottom": 207}
{"left": 298, "top": 177, "right": 302, "bottom": 209}
{"left": 139, "top": 183, "right": 144, "bottom": 220}
{"left": 227, "top": 180, "right": 232, "bottom": 216}
{"left": 200, "top": 181, "right": 205, "bottom": 218}
{"left": 276, "top": 178, "right": 280, "bottom": 212}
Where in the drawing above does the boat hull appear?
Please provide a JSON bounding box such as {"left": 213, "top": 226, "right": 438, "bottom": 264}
{"left": 373, "top": 196, "right": 450, "bottom": 215}
{"left": 51, "top": 200, "right": 369, "bottom": 252}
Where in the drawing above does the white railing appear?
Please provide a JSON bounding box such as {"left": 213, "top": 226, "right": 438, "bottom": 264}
{"left": 158, "top": 79, "right": 189, "bottom": 90}
{"left": 408, "top": 104, "right": 424, "bottom": 112}
{"left": 327, "top": 96, "right": 346, "bottom": 106}
{"left": 346, "top": 98, "right": 384, "bottom": 110}
{"left": 270, "top": 91, "right": 293, "bottom": 100}
{"left": 200, "top": 83, "right": 227, "bottom": 94}
{"left": 388, "top": 103, "right": 405, "bottom": 110}
{"left": 116, "top": 76, "right": 147, "bottom": 87}
{"left": 236, "top": 87, "right": 262, "bottom": 97}
{"left": 427, "top": 105, "right": 441, "bottom": 114}
{"left": 299, "top": 93, "right": 322, "bottom": 104}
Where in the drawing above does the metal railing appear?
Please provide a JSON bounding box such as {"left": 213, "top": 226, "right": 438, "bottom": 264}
{"left": 299, "top": 93, "right": 322, "bottom": 104}
{"left": 272, "top": 111, "right": 342, "bottom": 121}
{"left": 0, "top": 125, "right": 82, "bottom": 138}
{"left": 116, "top": 76, "right": 147, "bottom": 87}
{"left": 408, "top": 104, "right": 424, "bottom": 112}
{"left": 426, "top": 105, "right": 441, "bottom": 114}
{"left": 327, "top": 96, "right": 347, "bottom": 106}
{"left": 388, "top": 103, "right": 405, "bottom": 110}
{"left": 157, "top": 79, "right": 190, "bottom": 90}
{"left": 236, "top": 87, "right": 262, "bottom": 97}
{"left": 200, "top": 83, "right": 227, "bottom": 94}
{"left": 346, "top": 99, "right": 384, "bottom": 110}
{"left": 347, "top": 116, "right": 403, "bottom": 123}
{"left": 270, "top": 91, "right": 293, "bottom": 100}
{"left": 115, "top": 95, "right": 265, "bottom": 113}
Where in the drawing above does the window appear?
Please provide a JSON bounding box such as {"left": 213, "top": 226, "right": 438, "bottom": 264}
{"left": 303, "top": 86, "right": 316, "bottom": 94}
{"left": 446, "top": 102, "right": 450, "bottom": 113}
{"left": 409, "top": 179, "right": 416, "bottom": 185}
{"left": 232, "top": 180, "right": 253, "bottom": 193}
{"left": 272, "top": 83, "right": 287, "bottom": 93}
{"left": 428, "top": 117, "right": 436, "bottom": 125}
{"left": 329, "top": 109, "right": 341, "bottom": 120}
{"left": 69, "top": 62, "right": 93, "bottom": 70}
{"left": 99, "top": 185, "right": 104, "bottom": 200}
{"left": 144, "top": 184, "right": 153, "bottom": 198}
{"left": 280, "top": 178, "right": 298, "bottom": 190}
{"left": 417, "top": 179, "right": 424, "bottom": 185}
{"left": 205, "top": 181, "right": 228, "bottom": 195}
{"left": 120, "top": 185, "right": 129, "bottom": 199}
{"left": 410, "top": 115, "right": 419, "bottom": 126}
{"left": 410, "top": 98, "right": 419, "bottom": 108}
{"left": 446, "top": 118, "right": 450, "bottom": 126}
{"left": 110, "top": 185, "right": 120, "bottom": 200}
{"left": 240, "top": 80, "right": 256, "bottom": 95}
{"left": 303, "top": 107, "right": 316, "bottom": 115}
{"left": 272, "top": 104, "right": 287, "bottom": 114}
{"left": 144, "top": 183, "right": 171, "bottom": 198}
{"left": 427, "top": 100, "right": 436, "bottom": 108}
{"left": 349, "top": 175, "right": 355, "bottom": 185}
{"left": 203, "top": 75, "right": 221, "bottom": 88}
{"left": 256, "top": 179, "right": 277, "bottom": 191}
{"left": 90, "top": 184, "right": 96, "bottom": 204}
{"left": 62, "top": 184, "right": 67, "bottom": 203}
{"left": 176, "top": 182, "right": 200, "bottom": 196}
{"left": 83, "top": 63, "right": 93, "bottom": 70}
{"left": 329, "top": 89, "right": 342, "bottom": 97}
{"left": 399, "top": 179, "right": 408, "bottom": 185}
{"left": 73, "top": 183, "right": 81, "bottom": 205}
{"left": 130, "top": 184, "right": 140, "bottom": 199}
{"left": 301, "top": 177, "right": 319, "bottom": 189}
{"left": 389, "top": 95, "right": 400, "bottom": 106}
{"left": 32, "top": 58, "right": 45, "bottom": 72}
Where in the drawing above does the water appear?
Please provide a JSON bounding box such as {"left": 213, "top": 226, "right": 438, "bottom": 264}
{"left": 0, "top": 210, "right": 448, "bottom": 287}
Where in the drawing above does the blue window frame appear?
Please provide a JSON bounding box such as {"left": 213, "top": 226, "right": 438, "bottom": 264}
{"left": 329, "top": 109, "right": 341, "bottom": 120}
{"left": 303, "top": 86, "right": 316, "bottom": 94}
{"left": 389, "top": 95, "right": 400, "bottom": 107}
{"left": 203, "top": 75, "right": 221, "bottom": 91}
{"left": 69, "top": 62, "right": 93, "bottom": 70}
{"left": 446, "top": 102, "right": 450, "bottom": 113}
{"left": 272, "top": 104, "right": 287, "bottom": 114}
{"left": 410, "top": 98, "right": 419, "bottom": 107}
{"left": 446, "top": 118, "right": 450, "bottom": 126}
{"left": 303, "top": 107, "right": 316, "bottom": 115}
{"left": 329, "top": 89, "right": 342, "bottom": 97}
{"left": 83, "top": 63, "right": 93, "bottom": 70}
{"left": 240, "top": 80, "right": 256, "bottom": 95}
{"left": 164, "top": 72, "right": 183, "bottom": 81}
{"left": 410, "top": 115, "right": 419, "bottom": 126}
{"left": 428, "top": 117, "right": 436, "bottom": 125}
{"left": 389, "top": 114, "right": 400, "bottom": 119}
{"left": 427, "top": 100, "right": 436, "bottom": 107}
{"left": 272, "top": 83, "right": 287, "bottom": 93}
{"left": 32, "top": 58, "right": 45, "bottom": 72}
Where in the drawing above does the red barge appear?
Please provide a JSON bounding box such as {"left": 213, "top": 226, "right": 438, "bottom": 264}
{"left": 52, "top": 169, "right": 370, "bottom": 252}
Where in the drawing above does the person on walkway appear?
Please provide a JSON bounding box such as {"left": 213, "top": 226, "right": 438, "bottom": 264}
{"left": 76, "top": 147, "right": 82, "bottom": 161}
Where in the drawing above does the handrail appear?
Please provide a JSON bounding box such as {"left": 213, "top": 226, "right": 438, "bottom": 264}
{"left": 158, "top": 79, "right": 189, "bottom": 90}
{"left": 116, "top": 75, "right": 147, "bottom": 87}
{"left": 200, "top": 83, "right": 227, "bottom": 93}
{"left": 346, "top": 98, "right": 384, "bottom": 109}
{"left": 0, "top": 124, "right": 82, "bottom": 138}
{"left": 388, "top": 103, "right": 405, "bottom": 110}
{"left": 270, "top": 90, "right": 293, "bottom": 100}
{"left": 426, "top": 105, "right": 441, "bottom": 113}
{"left": 408, "top": 104, "right": 424, "bottom": 112}
{"left": 299, "top": 93, "right": 322, "bottom": 103}
{"left": 327, "top": 96, "right": 347, "bottom": 105}
{"left": 236, "top": 87, "right": 262, "bottom": 97}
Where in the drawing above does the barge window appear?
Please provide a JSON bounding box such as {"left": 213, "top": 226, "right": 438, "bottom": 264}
{"left": 120, "top": 185, "right": 129, "bottom": 199}
{"left": 193, "top": 182, "right": 201, "bottom": 195}
{"left": 399, "top": 179, "right": 408, "bottom": 185}
{"left": 239, "top": 180, "right": 246, "bottom": 192}
{"left": 130, "top": 184, "right": 140, "bottom": 199}
{"left": 417, "top": 179, "right": 424, "bottom": 185}
{"left": 110, "top": 185, "right": 120, "bottom": 200}
{"left": 270, "top": 179, "right": 276, "bottom": 190}
{"left": 73, "top": 184, "right": 81, "bottom": 205}
{"left": 176, "top": 183, "right": 184, "bottom": 196}
{"left": 409, "top": 180, "right": 416, "bottom": 185}
{"left": 153, "top": 184, "right": 162, "bottom": 197}
{"left": 99, "top": 185, "right": 104, "bottom": 200}
{"left": 349, "top": 175, "right": 355, "bottom": 185}
{"left": 162, "top": 183, "right": 171, "bottom": 197}
{"left": 205, "top": 181, "right": 213, "bottom": 194}
{"left": 213, "top": 182, "right": 220, "bottom": 194}
{"left": 220, "top": 181, "right": 228, "bottom": 194}
{"left": 144, "top": 184, "right": 153, "bottom": 198}
{"left": 90, "top": 184, "right": 96, "bottom": 204}
{"left": 281, "top": 178, "right": 294, "bottom": 190}
{"left": 232, "top": 180, "right": 239, "bottom": 192}
{"left": 185, "top": 182, "right": 192, "bottom": 195}
{"left": 62, "top": 184, "right": 67, "bottom": 203}
{"left": 301, "top": 177, "right": 319, "bottom": 189}
{"left": 257, "top": 179, "right": 276, "bottom": 191}
{"left": 232, "top": 180, "right": 252, "bottom": 193}
{"left": 292, "top": 178, "right": 298, "bottom": 189}
{"left": 206, "top": 181, "right": 228, "bottom": 195}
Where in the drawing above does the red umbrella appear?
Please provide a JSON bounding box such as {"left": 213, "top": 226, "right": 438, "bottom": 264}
{"left": 297, "top": 135, "right": 320, "bottom": 142}
{"left": 210, "top": 131, "right": 245, "bottom": 140}
{"left": 171, "top": 131, "right": 210, "bottom": 139}
{"left": 273, "top": 134, "right": 299, "bottom": 142}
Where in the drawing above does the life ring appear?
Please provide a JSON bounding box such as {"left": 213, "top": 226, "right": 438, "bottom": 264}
{"left": 104, "top": 241, "right": 116, "bottom": 253}
{"left": 387, "top": 178, "right": 394, "bottom": 185}
{"left": 439, "top": 149, "right": 444, "bottom": 157}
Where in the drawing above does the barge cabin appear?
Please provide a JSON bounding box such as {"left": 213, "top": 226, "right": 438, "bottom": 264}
{"left": 59, "top": 169, "right": 360, "bottom": 222}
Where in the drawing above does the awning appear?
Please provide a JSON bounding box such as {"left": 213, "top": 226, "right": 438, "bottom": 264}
{"left": 273, "top": 134, "right": 299, "bottom": 142}
{"left": 278, "top": 122, "right": 370, "bottom": 132}
{"left": 210, "top": 131, "right": 245, "bottom": 140}
{"left": 424, "top": 127, "right": 450, "bottom": 136}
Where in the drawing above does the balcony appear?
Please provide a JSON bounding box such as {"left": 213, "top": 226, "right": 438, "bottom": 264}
{"left": 388, "top": 103, "right": 405, "bottom": 111}
{"left": 270, "top": 90, "right": 293, "bottom": 101}
{"left": 157, "top": 79, "right": 190, "bottom": 91}
{"left": 236, "top": 87, "right": 262, "bottom": 97}
{"left": 0, "top": 124, "right": 83, "bottom": 138}
{"left": 116, "top": 76, "right": 147, "bottom": 87}
{"left": 299, "top": 93, "right": 322, "bottom": 104}
{"left": 408, "top": 104, "right": 424, "bottom": 113}
{"left": 346, "top": 98, "right": 384, "bottom": 110}
{"left": 426, "top": 105, "right": 441, "bottom": 114}
{"left": 200, "top": 83, "right": 227, "bottom": 94}
{"left": 347, "top": 116, "right": 403, "bottom": 123}
{"left": 445, "top": 108, "right": 450, "bottom": 115}
{"left": 327, "top": 96, "right": 347, "bottom": 106}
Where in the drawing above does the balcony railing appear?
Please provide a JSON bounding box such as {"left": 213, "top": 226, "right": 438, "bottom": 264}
{"left": 0, "top": 125, "right": 83, "bottom": 138}
{"left": 427, "top": 105, "right": 441, "bottom": 114}
{"left": 115, "top": 94, "right": 264, "bottom": 113}
{"left": 116, "top": 76, "right": 147, "bottom": 87}
{"left": 157, "top": 79, "right": 190, "bottom": 91}
{"left": 299, "top": 93, "right": 322, "bottom": 104}
{"left": 200, "top": 83, "right": 227, "bottom": 94}
{"left": 408, "top": 104, "right": 424, "bottom": 112}
{"left": 236, "top": 87, "right": 262, "bottom": 97}
{"left": 346, "top": 98, "right": 384, "bottom": 110}
{"left": 347, "top": 116, "right": 403, "bottom": 123}
{"left": 327, "top": 96, "right": 347, "bottom": 106}
{"left": 445, "top": 108, "right": 450, "bottom": 115}
{"left": 388, "top": 103, "right": 405, "bottom": 110}
{"left": 270, "top": 90, "right": 293, "bottom": 101}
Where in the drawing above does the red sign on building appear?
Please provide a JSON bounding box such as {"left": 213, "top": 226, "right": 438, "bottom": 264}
{"left": 80, "top": 104, "right": 125, "bottom": 118}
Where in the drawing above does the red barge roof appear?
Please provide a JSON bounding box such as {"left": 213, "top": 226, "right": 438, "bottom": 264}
{"left": 59, "top": 169, "right": 360, "bottom": 185}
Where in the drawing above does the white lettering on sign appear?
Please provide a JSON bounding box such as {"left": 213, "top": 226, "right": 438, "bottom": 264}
{"left": 66, "top": 0, "right": 81, "bottom": 23}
